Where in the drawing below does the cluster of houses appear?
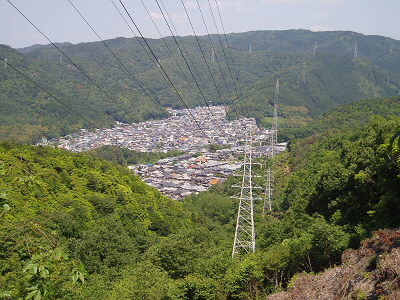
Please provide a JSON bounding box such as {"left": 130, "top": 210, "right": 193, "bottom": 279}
{"left": 131, "top": 150, "right": 242, "bottom": 200}
{"left": 39, "top": 105, "right": 286, "bottom": 199}
{"left": 42, "top": 106, "right": 262, "bottom": 153}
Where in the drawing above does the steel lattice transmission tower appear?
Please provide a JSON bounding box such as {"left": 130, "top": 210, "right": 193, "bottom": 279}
{"left": 354, "top": 41, "right": 358, "bottom": 59}
{"left": 232, "top": 133, "right": 256, "bottom": 257}
{"left": 263, "top": 167, "right": 274, "bottom": 213}
{"left": 272, "top": 78, "right": 279, "bottom": 157}
{"left": 263, "top": 78, "right": 279, "bottom": 212}
{"left": 313, "top": 41, "right": 317, "bottom": 57}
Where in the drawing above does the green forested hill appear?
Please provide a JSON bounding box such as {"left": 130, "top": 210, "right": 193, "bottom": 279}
{"left": 1, "top": 30, "right": 400, "bottom": 142}
{"left": 281, "top": 96, "right": 400, "bottom": 140}
{"left": 0, "top": 43, "right": 171, "bottom": 143}
{"left": 1, "top": 112, "right": 399, "bottom": 298}
{"left": 224, "top": 29, "right": 400, "bottom": 74}
{"left": 0, "top": 143, "right": 225, "bottom": 298}
{"left": 237, "top": 53, "right": 400, "bottom": 129}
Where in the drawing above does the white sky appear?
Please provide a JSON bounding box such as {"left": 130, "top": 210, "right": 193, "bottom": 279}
{"left": 1, "top": 0, "right": 400, "bottom": 48}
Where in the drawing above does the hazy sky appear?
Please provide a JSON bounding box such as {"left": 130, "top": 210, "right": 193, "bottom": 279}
{"left": 1, "top": 0, "right": 400, "bottom": 48}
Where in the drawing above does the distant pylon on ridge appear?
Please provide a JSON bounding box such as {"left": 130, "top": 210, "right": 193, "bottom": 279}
{"left": 313, "top": 41, "right": 317, "bottom": 57}
{"left": 354, "top": 41, "right": 358, "bottom": 59}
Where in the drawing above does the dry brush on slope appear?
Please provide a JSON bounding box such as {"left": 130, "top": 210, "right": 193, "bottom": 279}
{"left": 268, "top": 229, "right": 400, "bottom": 300}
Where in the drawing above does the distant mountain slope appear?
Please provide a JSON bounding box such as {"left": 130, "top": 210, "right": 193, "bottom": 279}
{"left": 1, "top": 30, "right": 400, "bottom": 142}
{"left": 16, "top": 42, "right": 73, "bottom": 54}
{"left": 0, "top": 44, "right": 170, "bottom": 143}
{"left": 224, "top": 29, "right": 400, "bottom": 74}
{"left": 281, "top": 96, "right": 400, "bottom": 140}
{"left": 237, "top": 53, "right": 399, "bottom": 128}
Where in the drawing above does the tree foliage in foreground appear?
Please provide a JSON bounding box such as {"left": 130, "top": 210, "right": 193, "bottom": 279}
{"left": 88, "top": 145, "right": 183, "bottom": 166}
{"left": 1, "top": 115, "right": 400, "bottom": 298}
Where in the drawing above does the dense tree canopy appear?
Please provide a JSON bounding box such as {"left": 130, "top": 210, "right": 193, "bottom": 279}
{"left": 1, "top": 109, "right": 399, "bottom": 298}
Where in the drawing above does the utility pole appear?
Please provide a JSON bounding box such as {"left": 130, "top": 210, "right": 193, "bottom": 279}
{"left": 211, "top": 49, "right": 215, "bottom": 63}
{"left": 232, "top": 133, "right": 256, "bottom": 257}
{"left": 249, "top": 43, "right": 252, "bottom": 53}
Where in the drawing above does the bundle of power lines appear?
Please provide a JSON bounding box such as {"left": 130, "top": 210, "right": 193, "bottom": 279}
{"left": 5, "top": 0, "right": 251, "bottom": 142}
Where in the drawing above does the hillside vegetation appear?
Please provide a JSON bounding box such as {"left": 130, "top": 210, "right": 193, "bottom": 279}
{"left": 1, "top": 96, "right": 400, "bottom": 298}
{"left": 1, "top": 30, "right": 400, "bottom": 142}
{"left": 281, "top": 96, "right": 400, "bottom": 140}
{"left": 268, "top": 229, "right": 400, "bottom": 300}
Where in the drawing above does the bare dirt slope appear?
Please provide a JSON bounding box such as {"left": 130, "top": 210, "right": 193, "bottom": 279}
{"left": 268, "top": 229, "right": 400, "bottom": 300}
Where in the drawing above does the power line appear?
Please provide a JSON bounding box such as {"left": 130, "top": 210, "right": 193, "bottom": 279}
{"left": 159, "top": 0, "right": 217, "bottom": 100}
{"left": 195, "top": 0, "right": 234, "bottom": 97}
{"left": 6, "top": 0, "right": 144, "bottom": 127}
{"left": 213, "top": 0, "right": 245, "bottom": 97}
{"left": 208, "top": 0, "right": 250, "bottom": 115}
{"left": 108, "top": 0, "right": 173, "bottom": 90}
{"left": 179, "top": 0, "right": 241, "bottom": 121}
{"left": 0, "top": 56, "right": 97, "bottom": 129}
{"left": 207, "top": 0, "right": 249, "bottom": 116}
{"left": 159, "top": 0, "right": 222, "bottom": 107}
{"left": 117, "top": 0, "right": 210, "bottom": 140}
{"left": 206, "top": 0, "right": 240, "bottom": 99}
{"left": 67, "top": 0, "right": 165, "bottom": 114}
{"left": 181, "top": 0, "right": 244, "bottom": 119}
{"left": 111, "top": 0, "right": 210, "bottom": 139}
{"left": 141, "top": 0, "right": 224, "bottom": 134}
{"left": 195, "top": 0, "right": 248, "bottom": 118}
{"left": 110, "top": 0, "right": 213, "bottom": 139}
{"left": 140, "top": 0, "right": 188, "bottom": 78}
{"left": 7, "top": 0, "right": 161, "bottom": 138}
{"left": 152, "top": 0, "right": 225, "bottom": 136}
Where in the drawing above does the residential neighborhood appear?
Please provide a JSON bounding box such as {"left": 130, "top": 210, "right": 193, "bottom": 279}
{"left": 41, "top": 106, "right": 285, "bottom": 199}
{"left": 131, "top": 150, "right": 242, "bottom": 200}
{"left": 43, "top": 106, "right": 265, "bottom": 152}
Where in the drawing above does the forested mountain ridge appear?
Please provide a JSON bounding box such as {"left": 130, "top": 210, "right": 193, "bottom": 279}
{"left": 1, "top": 30, "right": 400, "bottom": 142}
{"left": 0, "top": 43, "right": 171, "bottom": 143}
{"left": 224, "top": 30, "right": 400, "bottom": 74}
{"left": 238, "top": 53, "right": 400, "bottom": 128}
